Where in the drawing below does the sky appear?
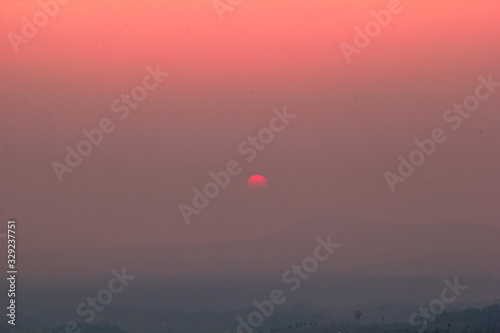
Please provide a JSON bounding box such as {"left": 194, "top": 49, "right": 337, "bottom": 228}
{"left": 1, "top": 0, "right": 499, "bottom": 251}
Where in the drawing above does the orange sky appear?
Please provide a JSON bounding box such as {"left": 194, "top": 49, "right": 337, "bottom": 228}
{"left": 1, "top": 0, "right": 499, "bottom": 250}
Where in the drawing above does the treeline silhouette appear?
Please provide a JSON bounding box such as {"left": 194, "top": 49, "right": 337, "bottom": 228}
{"left": 1, "top": 303, "right": 498, "bottom": 332}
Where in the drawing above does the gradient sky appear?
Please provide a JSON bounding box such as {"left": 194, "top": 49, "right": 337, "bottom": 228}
{"left": 1, "top": 0, "right": 499, "bottom": 250}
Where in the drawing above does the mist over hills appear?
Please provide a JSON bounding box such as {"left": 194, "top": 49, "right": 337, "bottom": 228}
{"left": 6, "top": 217, "right": 500, "bottom": 330}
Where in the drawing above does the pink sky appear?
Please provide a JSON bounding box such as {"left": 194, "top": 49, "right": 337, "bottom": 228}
{"left": 1, "top": 0, "right": 499, "bottom": 250}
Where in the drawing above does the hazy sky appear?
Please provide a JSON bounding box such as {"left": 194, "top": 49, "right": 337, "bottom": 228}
{"left": 1, "top": 0, "right": 499, "bottom": 250}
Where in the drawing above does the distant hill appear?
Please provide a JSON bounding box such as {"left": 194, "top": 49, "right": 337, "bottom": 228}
{"left": 437, "top": 303, "right": 500, "bottom": 324}
{"left": 273, "top": 303, "right": 500, "bottom": 333}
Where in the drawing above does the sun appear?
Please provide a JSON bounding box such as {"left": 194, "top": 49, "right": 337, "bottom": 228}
{"left": 247, "top": 175, "right": 268, "bottom": 190}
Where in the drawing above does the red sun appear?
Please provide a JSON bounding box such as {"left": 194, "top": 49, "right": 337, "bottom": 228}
{"left": 247, "top": 175, "right": 268, "bottom": 190}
